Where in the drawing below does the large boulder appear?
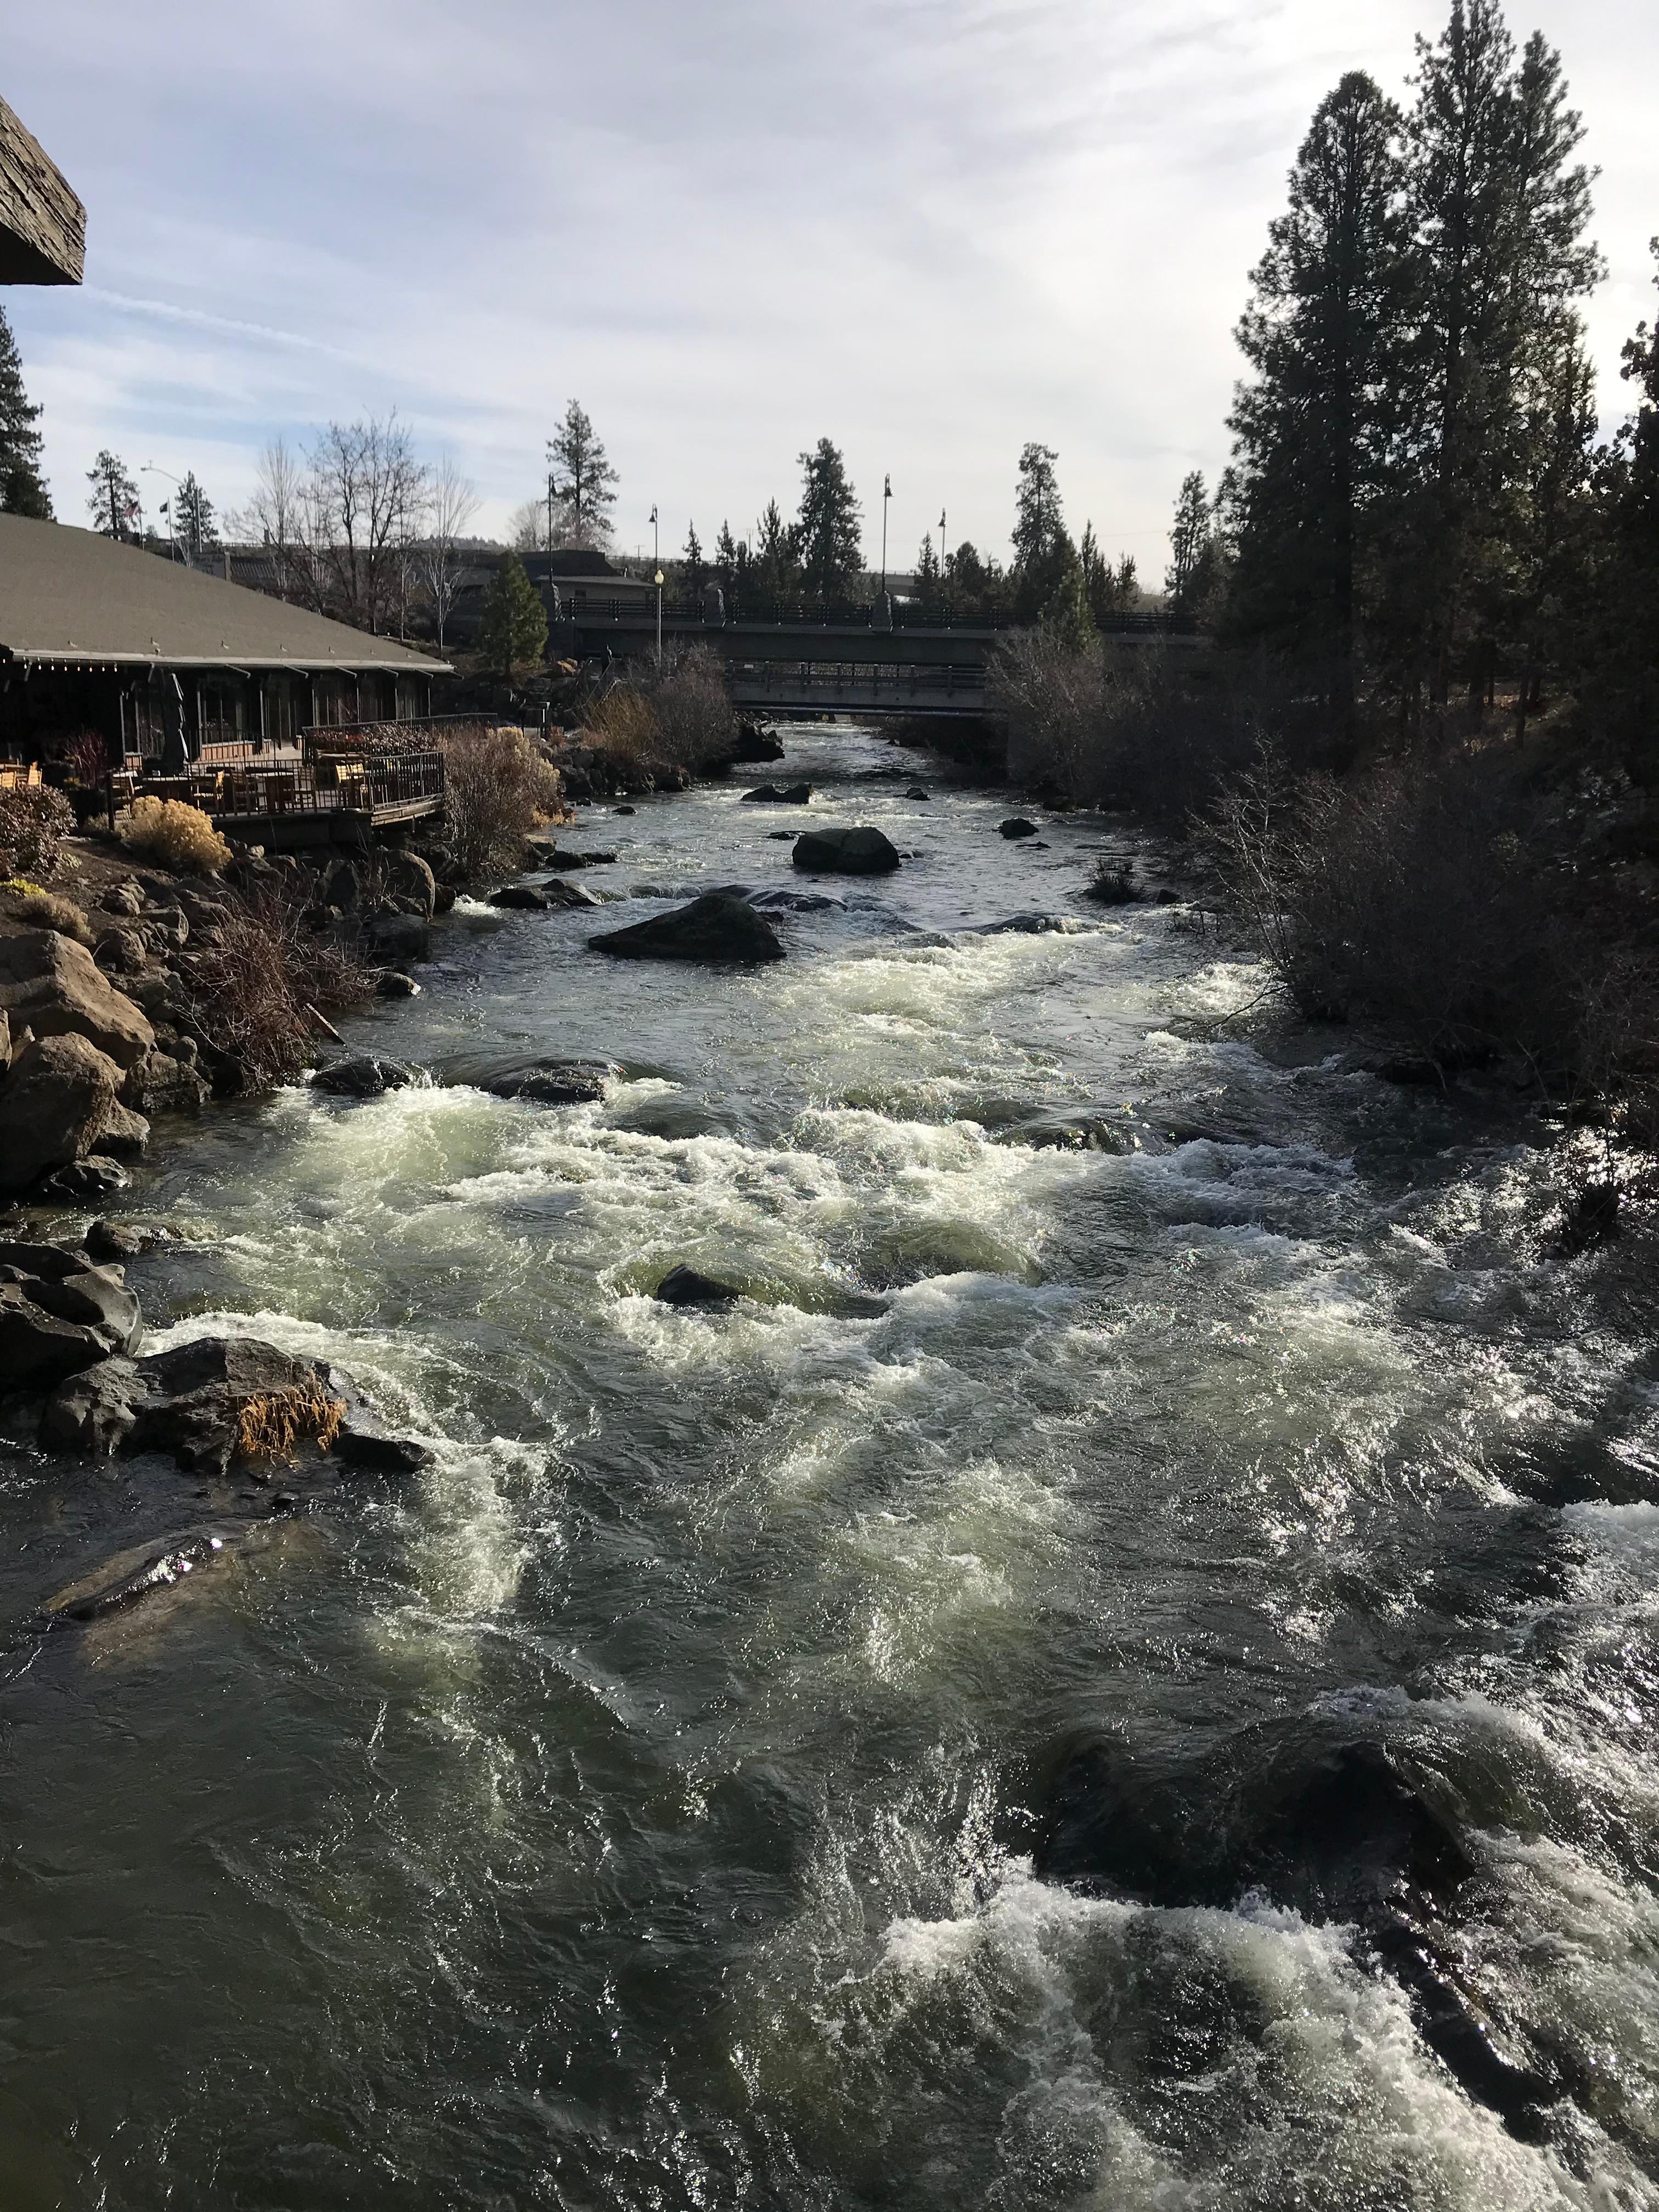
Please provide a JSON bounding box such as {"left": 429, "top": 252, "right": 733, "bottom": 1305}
{"left": 727, "top": 721, "right": 786, "bottom": 764}
{"left": 123, "top": 1046, "right": 210, "bottom": 1116}
{"left": 41, "top": 1332, "right": 433, "bottom": 1476}
{"left": 792, "top": 827, "right": 901, "bottom": 876}
{"left": 382, "top": 848, "right": 437, "bottom": 918}
{"left": 0, "top": 930, "right": 154, "bottom": 1067}
{"left": 654, "top": 1264, "right": 741, "bottom": 1308}
{"left": 741, "top": 782, "right": 813, "bottom": 804}
{"left": 0, "top": 1240, "right": 142, "bottom": 1391}
{"left": 366, "top": 913, "right": 431, "bottom": 963}
{"left": 0, "top": 1031, "right": 125, "bottom": 1190}
{"left": 589, "top": 891, "right": 785, "bottom": 966}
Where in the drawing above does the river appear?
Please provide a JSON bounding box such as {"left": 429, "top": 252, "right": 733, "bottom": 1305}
{"left": 3, "top": 723, "right": 1658, "bottom": 2209}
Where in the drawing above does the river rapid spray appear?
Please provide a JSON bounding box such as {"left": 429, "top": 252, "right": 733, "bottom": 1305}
{"left": 2, "top": 724, "right": 1659, "bottom": 2207}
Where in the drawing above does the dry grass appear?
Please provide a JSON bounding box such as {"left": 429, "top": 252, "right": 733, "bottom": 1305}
{"left": 0, "top": 884, "right": 94, "bottom": 942}
{"left": 434, "top": 723, "right": 566, "bottom": 883}
{"left": 235, "top": 1381, "right": 346, "bottom": 1459}
{"left": 187, "top": 890, "right": 374, "bottom": 1087}
{"left": 119, "top": 797, "right": 232, "bottom": 875}
{"left": 584, "top": 645, "right": 737, "bottom": 781}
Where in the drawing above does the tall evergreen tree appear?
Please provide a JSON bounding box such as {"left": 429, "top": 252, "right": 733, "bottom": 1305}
{"left": 794, "top": 441, "right": 862, "bottom": 602}
{"left": 915, "top": 530, "right": 942, "bottom": 598}
{"left": 86, "top": 450, "right": 142, "bottom": 539}
{"left": 714, "top": 520, "right": 741, "bottom": 597}
{"left": 1404, "top": 0, "right": 1601, "bottom": 701}
{"left": 1581, "top": 241, "right": 1659, "bottom": 777}
{"left": 1225, "top": 72, "right": 1415, "bottom": 714}
{"left": 0, "top": 307, "right": 51, "bottom": 518}
{"left": 478, "top": 551, "right": 549, "bottom": 681}
{"left": 754, "top": 498, "right": 799, "bottom": 600}
{"left": 683, "top": 521, "right": 707, "bottom": 602}
{"left": 175, "top": 469, "right": 218, "bottom": 561}
{"left": 1011, "top": 442, "right": 1073, "bottom": 620}
{"left": 545, "top": 400, "right": 618, "bottom": 549}
{"left": 1166, "top": 471, "right": 1216, "bottom": 616}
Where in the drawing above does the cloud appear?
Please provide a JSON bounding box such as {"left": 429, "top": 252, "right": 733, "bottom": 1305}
{"left": 5, "top": 0, "right": 1656, "bottom": 566}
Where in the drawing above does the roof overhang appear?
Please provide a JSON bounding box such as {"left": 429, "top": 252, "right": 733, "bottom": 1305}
{"left": 2, "top": 648, "right": 453, "bottom": 674}
{"left": 0, "top": 96, "right": 84, "bottom": 285}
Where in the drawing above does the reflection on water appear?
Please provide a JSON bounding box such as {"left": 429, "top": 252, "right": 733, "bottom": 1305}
{"left": 2, "top": 726, "right": 1657, "bottom": 2208}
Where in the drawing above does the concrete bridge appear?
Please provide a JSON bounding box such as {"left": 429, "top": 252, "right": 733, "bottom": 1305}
{"left": 554, "top": 607, "right": 1187, "bottom": 718}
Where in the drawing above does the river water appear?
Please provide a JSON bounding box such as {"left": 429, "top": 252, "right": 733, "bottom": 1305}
{"left": 4, "top": 724, "right": 1659, "bottom": 2209}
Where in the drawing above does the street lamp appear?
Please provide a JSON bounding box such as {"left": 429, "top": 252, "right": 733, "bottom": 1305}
{"left": 880, "top": 474, "right": 891, "bottom": 595}
{"left": 650, "top": 504, "right": 662, "bottom": 662}
{"left": 142, "top": 464, "right": 181, "bottom": 560}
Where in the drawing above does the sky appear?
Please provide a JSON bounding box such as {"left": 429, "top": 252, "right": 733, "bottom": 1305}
{"left": 5, "top": 0, "right": 1657, "bottom": 577}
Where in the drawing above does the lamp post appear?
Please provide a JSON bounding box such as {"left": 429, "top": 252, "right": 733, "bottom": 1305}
{"left": 938, "top": 507, "right": 947, "bottom": 619}
{"left": 142, "top": 464, "right": 181, "bottom": 561}
{"left": 650, "top": 505, "right": 662, "bottom": 662}
{"left": 879, "top": 474, "right": 891, "bottom": 595}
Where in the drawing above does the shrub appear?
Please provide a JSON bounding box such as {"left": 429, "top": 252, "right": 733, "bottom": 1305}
{"left": 0, "top": 785, "right": 76, "bottom": 879}
{"left": 119, "top": 796, "right": 231, "bottom": 874}
{"left": 1204, "top": 748, "right": 1609, "bottom": 1074}
{"left": 433, "top": 722, "right": 565, "bottom": 883}
{"left": 1084, "top": 855, "right": 1137, "bottom": 904}
{"left": 991, "top": 636, "right": 1334, "bottom": 826}
{"left": 641, "top": 643, "right": 736, "bottom": 771}
{"left": 186, "top": 891, "right": 373, "bottom": 1088}
{"left": 60, "top": 731, "right": 110, "bottom": 785}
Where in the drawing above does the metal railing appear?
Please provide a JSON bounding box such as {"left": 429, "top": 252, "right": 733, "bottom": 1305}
{"left": 130, "top": 751, "right": 445, "bottom": 821}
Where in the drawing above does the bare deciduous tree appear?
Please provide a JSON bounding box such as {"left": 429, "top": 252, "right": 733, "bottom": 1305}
{"left": 417, "top": 454, "right": 481, "bottom": 652}
{"left": 300, "top": 413, "right": 430, "bottom": 636}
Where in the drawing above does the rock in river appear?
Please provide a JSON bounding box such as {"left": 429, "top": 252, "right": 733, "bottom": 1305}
{"left": 0, "top": 929, "right": 154, "bottom": 1068}
{"left": 478, "top": 1059, "right": 618, "bottom": 1105}
{"left": 792, "top": 826, "right": 901, "bottom": 875}
{"left": 589, "top": 891, "right": 785, "bottom": 966}
{"left": 998, "top": 817, "right": 1039, "bottom": 839}
{"left": 0, "top": 1239, "right": 143, "bottom": 1390}
{"left": 312, "top": 1056, "right": 417, "bottom": 1098}
{"left": 741, "top": 782, "right": 813, "bottom": 804}
{"left": 653, "top": 1265, "right": 741, "bottom": 1308}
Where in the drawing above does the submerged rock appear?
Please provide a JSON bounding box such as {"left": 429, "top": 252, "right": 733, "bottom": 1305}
{"left": 978, "top": 912, "right": 1087, "bottom": 935}
{"left": 998, "top": 817, "right": 1039, "bottom": 839}
{"left": 1036, "top": 1729, "right": 1560, "bottom": 2135}
{"left": 46, "top": 1528, "right": 229, "bottom": 1623}
{"left": 747, "top": 887, "right": 846, "bottom": 913}
{"left": 488, "top": 884, "right": 551, "bottom": 910}
{"left": 478, "top": 1059, "right": 618, "bottom": 1105}
{"left": 741, "top": 782, "right": 813, "bottom": 804}
{"left": 312, "top": 1056, "right": 417, "bottom": 1098}
{"left": 526, "top": 841, "right": 618, "bottom": 870}
{"left": 366, "top": 913, "right": 431, "bottom": 963}
{"left": 653, "top": 1264, "right": 741, "bottom": 1308}
{"left": 906, "top": 787, "right": 930, "bottom": 800}
{"left": 376, "top": 972, "right": 421, "bottom": 998}
{"left": 792, "top": 826, "right": 901, "bottom": 875}
{"left": 589, "top": 891, "right": 785, "bottom": 966}
{"left": 997, "top": 1109, "right": 1137, "bottom": 1153}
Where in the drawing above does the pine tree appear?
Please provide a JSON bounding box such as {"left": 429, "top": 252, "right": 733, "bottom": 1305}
{"left": 794, "top": 440, "right": 862, "bottom": 603}
{"left": 1405, "top": 1, "right": 1601, "bottom": 702}
{"left": 0, "top": 307, "right": 51, "bottom": 518}
{"left": 1080, "top": 524, "right": 1140, "bottom": 624}
{"left": 754, "top": 498, "right": 798, "bottom": 600}
{"left": 545, "top": 400, "right": 618, "bottom": 549}
{"left": 1580, "top": 241, "right": 1659, "bottom": 776}
{"left": 683, "top": 521, "right": 708, "bottom": 602}
{"left": 478, "top": 551, "right": 548, "bottom": 681}
{"left": 1166, "top": 471, "right": 1216, "bottom": 618}
{"left": 87, "top": 450, "right": 142, "bottom": 539}
{"left": 915, "top": 530, "right": 942, "bottom": 598}
{"left": 1041, "top": 539, "right": 1098, "bottom": 653}
{"left": 1225, "top": 72, "right": 1415, "bottom": 713}
{"left": 1012, "top": 442, "right": 1071, "bottom": 620}
{"left": 175, "top": 470, "right": 218, "bottom": 561}
{"left": 714, "top": 520, "right": 741, "bottom": 596}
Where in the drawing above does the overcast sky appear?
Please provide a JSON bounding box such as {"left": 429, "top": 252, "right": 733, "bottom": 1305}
{"left": 5, "top": 0, "right": 1656, "bottom": 574}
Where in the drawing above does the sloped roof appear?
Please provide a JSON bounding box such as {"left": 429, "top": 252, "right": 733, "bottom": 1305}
{"left": 0, "top": 516, "right": 449, "bottom": 672}
{"left": 0, "top": 95, "right": 83, "bottom": 285}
